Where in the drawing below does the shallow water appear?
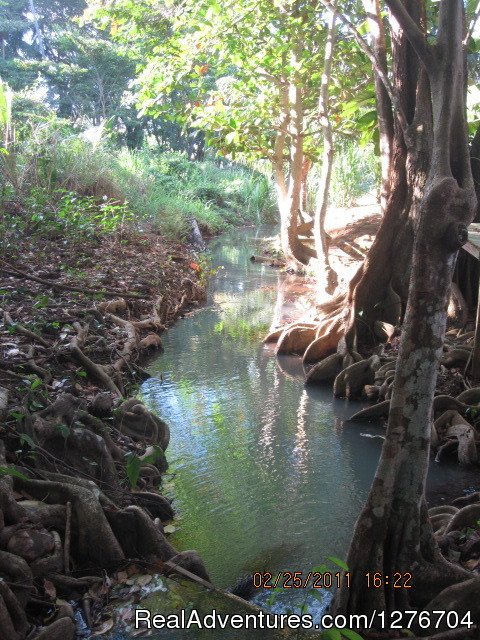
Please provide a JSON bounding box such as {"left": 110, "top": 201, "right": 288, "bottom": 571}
{"left": 141, "top": 226, "right": 479, "bottom": 618}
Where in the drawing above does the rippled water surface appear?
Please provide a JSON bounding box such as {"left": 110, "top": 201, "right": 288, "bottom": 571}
{"left": 141, "top": 226, "right": 477, "bottom": 615}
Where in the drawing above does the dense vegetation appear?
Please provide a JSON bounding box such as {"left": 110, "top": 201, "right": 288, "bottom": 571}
{"left": 1, "top": 116, "right": 277, "bottom": 245}
{"left": 2, "top": 0, "right": 480, "bottom": 639}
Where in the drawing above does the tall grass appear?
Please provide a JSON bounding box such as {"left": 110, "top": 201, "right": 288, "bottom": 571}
{"left": 329, "top": 142, "right": 380, "bottom": 207}
{"left": 1, "top": 119, "right": 277, "bottom": 241}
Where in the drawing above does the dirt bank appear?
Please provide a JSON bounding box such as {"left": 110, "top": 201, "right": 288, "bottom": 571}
{"left": 0, "top": 228, "right": 210, "bottom": 639}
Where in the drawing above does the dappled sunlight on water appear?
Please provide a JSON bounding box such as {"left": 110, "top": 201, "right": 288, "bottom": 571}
{"left": 141, "top": 226, "right": 478, "bottom": 619}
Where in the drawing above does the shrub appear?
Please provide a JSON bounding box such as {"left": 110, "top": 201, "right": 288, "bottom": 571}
{"left": 1, "top": 115, "right": 277, "bottom": 242}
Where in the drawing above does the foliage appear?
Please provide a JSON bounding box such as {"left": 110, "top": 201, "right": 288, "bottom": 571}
{"left": 0, "top": 466, "right": 29, "bottom": 480}
{"left": 329, "top": 143, "right": 380, "bottom": 208}
{"left": 125, "top": 445, "right": 166, "bottom": 490}
{"left": 0, "top": 109, "right": 276, "bottom": 245}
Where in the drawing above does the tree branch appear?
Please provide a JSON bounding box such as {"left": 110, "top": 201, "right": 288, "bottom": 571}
{"left": 383, "top": 0, "right": 436, "bottom": 73}
{"left": 465, "top": 0, "right": 480, "bottom": 47}
{"left": 317, "top": 0, "right": 408, "bottom": 133}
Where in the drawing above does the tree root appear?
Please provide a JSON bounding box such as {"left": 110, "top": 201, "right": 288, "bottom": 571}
{"left": 1, "top": 308, "right": 50, "bottom": 348}
{"left": 105, "top": 505, "right": 175, "bottom": 561}
{"left": 456, "top": 387, "right": 480, "bottom": 404}
{"left": 442, "top": 348, "right": 471, "bottom": 368}
{"left": 0, "top": 244, "right": 208, "bottom": 638}
{"left": 348, "top": 400, "right": 391, "bottom": 421}
{"left": 33, "top": 617, "right": 75, "bottom": 640}
{"left": 114, "top": 398, "right": 170, "bottom": 449}
{"left": 69, "top": 322, "right": 123, "bottom": 396}
{"left": 12, "top": 476, "right": 125, "bottom": 568}
{"left": 129, "top": 491, "right": 174, "bottom": 521}
{"left": 444, "top": 504, "right": 480, "bottom": 533}
{"left": 303, "top": 323, "right": 344, "bottom": 365}
{"left": 0, "top": 261, "right": 143, "bottom": 299}
{"left": 0, "top": 581, "right": 29, "bottom": 640}
{"left": 305, "top": 352, "right": 344, "bottom": 384}
{"left": 432, "top": 410, "right": 478, "bottom": 465}
{"left": 424, "top": 578, "right": 480, "bottom": 632}
{"left": 333, "top": 357, "right": 378, "bottom": 399}
{"left": 275, "top": 325, "right": 317, "bottom": 356}
{"left": 0, "top": 550, "right": 34, "bottom": 607}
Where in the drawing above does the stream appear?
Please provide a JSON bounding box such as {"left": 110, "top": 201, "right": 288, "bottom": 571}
{"left": 140, "top": 226, "right": 479, "bottom": 621}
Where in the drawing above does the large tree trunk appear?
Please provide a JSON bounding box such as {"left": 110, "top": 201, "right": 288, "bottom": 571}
{"left": 333, "top": 0, "right": 477, "bottom": 617}
{"left": 343, "top": 0, "right": 432, "bottom": 353}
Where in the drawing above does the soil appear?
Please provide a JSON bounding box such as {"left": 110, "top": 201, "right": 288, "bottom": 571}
{"left": 0, "top": 227, "right": 209, "bottom": 639}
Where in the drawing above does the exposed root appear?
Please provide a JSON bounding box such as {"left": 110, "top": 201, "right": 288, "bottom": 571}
{"left": 305, "top": 352, "right": 344, "bottom": 384}
{"left": 69, "top": 322, "right": 122, "bottom": 396}
{"left": 0, "top": 229, "right": 209, "bottom": 638}
{"left": 444, "top": 504, "right": 480, "bottom": 534}
{"left": 1, "top": 309, "right": 50, "bottom": 348}
{"left": 333, "top": 357, "right": 378, "bottom": 399}
{"left": 275, "top": 325, "right": 317, "bottom": 356}
{"left": 424, "top": 578, "right": 480, "bottom": 632}
{"left": 432, "top": 410, "right": 478, "bottom": 465}
{"left": 114, "top": 398, "right": 170, "bottom": 450}
{"left": 348, "top": 400, "right": 391, "bottom": 422}
{"left": 302, "top": 317, "right": 344, "bottom": 364}
{"left": 0, "top": 260, "right": 143, "bottom": 299}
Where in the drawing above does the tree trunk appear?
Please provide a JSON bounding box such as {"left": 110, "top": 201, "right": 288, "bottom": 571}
{"left": 362, "top": 0, "right": 394, "bottom": 214}
{"left": 300, "top": 157, "right": 311, "bottom": 217}
{"left": 313, "top": 2, "right": 338, "bottom": 297}
{"left": 333, "top": 0, "right": 477, "bottom": 617}
{"left": 341, "top": 0, "right": 431, "bottom": 354}
{"left": 274, "top": 48, "right": 315, "bottom": 272}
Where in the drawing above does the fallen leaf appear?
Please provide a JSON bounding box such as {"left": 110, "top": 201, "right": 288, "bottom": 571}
{"left": 92, "top": 619, "right": 114, "bottom": 636}
{"left": 163, "top": 524, "right": 176, "bottom": 534}
{"left": 464, "top": 558, "right": 480, "bottom": 570}
{"left": 135, "top": 574, "right": 152, "bottom": 587}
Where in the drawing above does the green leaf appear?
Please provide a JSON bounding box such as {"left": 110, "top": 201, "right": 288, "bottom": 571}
{"left": 9, "top": 411, "right": 24, "bottom": 422}
{"left": 225, "top": 131, "right": 239, "bottom": 145}
{"left": 125, "top": 453, "right": 142, "bottom": 490}
{"left": 312, "top": 564, "right": 329, "bottom": 574}
{"left": 326, "top": 556, "right": 349, "bottom": 571}
{"left": 54, "top": 423, "right": 70, "bottom": 439}
{"left": 30, "top": 377, "right": 42, "bottom": 390}
{"left": 0, "top": 466, "right": 29, "bottom": 481}
{"left": 20, "top": 433, "right": 36, "bottom": 449}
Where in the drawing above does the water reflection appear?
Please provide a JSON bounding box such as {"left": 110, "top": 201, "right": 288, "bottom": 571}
{"left": 140, "top": 227, "right": 368, "bottom": 618}
{"left": 140, "top": 226, "right": 478, "bottom": 619}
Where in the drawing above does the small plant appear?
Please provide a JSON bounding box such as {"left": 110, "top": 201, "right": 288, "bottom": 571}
{"left": 125, "top": 445, "right": 166, "bottom": 490}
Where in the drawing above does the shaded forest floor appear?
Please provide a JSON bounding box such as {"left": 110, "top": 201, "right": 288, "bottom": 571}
{"left": 0, "top": 227, "right": 211, "bottom": 639}
{"left": 0, "top": 228, "right": 206, "bottom": 412}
